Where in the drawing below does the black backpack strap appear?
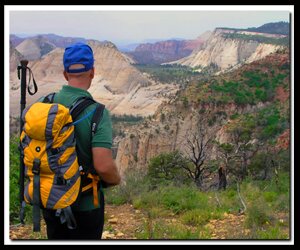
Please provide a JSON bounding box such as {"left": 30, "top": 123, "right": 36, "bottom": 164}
{"left": 42, "top": 92, "right": 56, "bottom": 103}
{"left": 69, "top": 97, "right": 96, "bottom": 121}
{"left": 78, "top": 102, "right": 105, "bottom": 193}
{"left": 69, "top": 97, "right": 105, "bottom": 132}
{"left": 91, "top": 103, "right": 105, "bottom": 136}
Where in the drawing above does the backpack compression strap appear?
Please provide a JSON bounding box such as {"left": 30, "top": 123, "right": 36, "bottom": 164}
{"left": 32, "top": 158, "right": 41, "bottom": 232}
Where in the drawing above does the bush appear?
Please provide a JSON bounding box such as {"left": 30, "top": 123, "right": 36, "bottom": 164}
{"left": 255, "top": 225, "right": 289, "bottom": 239}
{"left": 248, "top": 152, "right": 273, "bottom": 179}
{"left": 257, "top": 105, "right": 287, "bottom": 140}
{"left": 245, "top": 197, "right": 273, "bottom": 228}
{"left": 132, "top": 189, "right": 163, "bottom": 210}
{"left": 10, "top": 136, "right": 32, "bottom": 224}
{"left": 136, "top": 220, "right": 200, "bottom": 239}
{"left": 181, "top": 209, "right": 222, "bottom": 226}
{"left": 263, "top": 191, "right": 278, "bottom": 203}
{"left": 267, "top": 171, "right": 290, "bottom": 194}
{"left": 273, "top": 194, "right": 289, "bottom": 212}
{"left": 247, "top": 171, "right": 290, "bottom": 212}
{"left": 218, "top": 189, "right": 241, "bottom": 213}
{"left": 133, "top": 184, "right": 214, "bottom": 214}
{"left": 104, "top": 186, "right": 128, "bottom": 205}
{"left": 10, "top": 136, "right": 20, "bottom": 222}
{"left": 147, "top": 151, "right": 191, "bottom": 186}
{"left": 161, "top": 185, "right": 211, "bottom": 214}
{"left": 241, "top": 181, "right": 261, "bottom": 201}
{"left": 105, "top": 169, "right": 149, "bottom": 205}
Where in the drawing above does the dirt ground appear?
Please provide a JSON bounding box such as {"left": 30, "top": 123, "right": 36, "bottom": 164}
{"left": 9, "top": 204, "right": 289, "bottom": 241}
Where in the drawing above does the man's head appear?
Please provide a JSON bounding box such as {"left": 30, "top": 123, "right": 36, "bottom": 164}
{"left": 63, "top": 43, "right": 95, "bottom": 89}
{"left": 64, "top": 42, "right": 94, "bottom": 73}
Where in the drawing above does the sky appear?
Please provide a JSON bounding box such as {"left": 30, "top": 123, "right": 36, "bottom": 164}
{"left": 8, "top": 6, "right": 291, "bottom": 48}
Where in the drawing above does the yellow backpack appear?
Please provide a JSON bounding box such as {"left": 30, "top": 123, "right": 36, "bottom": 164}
{"left": 20, "top": 93, "right": 104, "bottom": 232}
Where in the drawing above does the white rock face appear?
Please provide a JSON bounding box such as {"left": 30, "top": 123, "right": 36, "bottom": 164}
{"left": 9, "top": 41, "right": 178, "bottom": 118}
{"left": 16, "top": 37, "right": 56, "bottom": 61}
{"left": 89, "top": 76, "right": 178, "bottom": 117}
{"left": 168, "top": 29, "right": 283, "bottom": 73}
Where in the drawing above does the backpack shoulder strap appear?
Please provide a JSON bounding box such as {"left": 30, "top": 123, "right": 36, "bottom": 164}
{"left": 42, "top": 92, "right": 56, "bottom": 103}
{"left": 91, "top": 103, "right": 105, "bottom": 136}
{"left": 70, "top": 97, "right": 96, "bottom": 121}
{"left": 69, "top": 97, "right": 105, "bottom": 133}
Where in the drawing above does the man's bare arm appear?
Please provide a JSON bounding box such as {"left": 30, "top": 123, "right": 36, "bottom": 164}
{"left": 92, "top": 147, "right": 121, "bottom": 186}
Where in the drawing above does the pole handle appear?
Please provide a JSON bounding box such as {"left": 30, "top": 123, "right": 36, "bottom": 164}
{"left": 20, "top": 60, "right": 28, "bottom": 67}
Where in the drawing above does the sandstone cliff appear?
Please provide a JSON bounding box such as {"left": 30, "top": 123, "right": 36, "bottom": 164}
{"left": 16, "top": 36, "right": 56, "bottom": 61}
{"left": 115, "top": 101, "right": 246, "bottom": 176}
{"left": 88, "top": 40, "right": 150, "bottom": 94}
{"left": 9, "top": 40, "right": 178, "bottom": 118}
{"left": 168, "top": 28, "right": 284, "bottom": 73}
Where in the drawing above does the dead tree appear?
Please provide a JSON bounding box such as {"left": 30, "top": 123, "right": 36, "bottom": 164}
{"left": 218, "top": 165, "right": 227, "bottom": 190}
{"left": 182, "top": 122, "right": 214, "bottom": 188}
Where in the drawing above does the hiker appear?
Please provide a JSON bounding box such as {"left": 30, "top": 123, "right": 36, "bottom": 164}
{"left": 41, "top": 42, "right": 121, "bottom": 240}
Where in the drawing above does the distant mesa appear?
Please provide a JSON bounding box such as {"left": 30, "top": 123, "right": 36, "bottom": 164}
{"left": 216, "top": 21, "right": 289, "bottom": 36}
{"left": 126, "top": 31, "right": 212, "bottom": 65}
{"left": 165, "top": 22, "right": 290, "bottom": 74}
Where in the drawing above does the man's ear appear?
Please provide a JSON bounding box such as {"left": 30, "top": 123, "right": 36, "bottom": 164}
{"left": 90, "top": 67, "right": 95, "bottom": 79}
{"left": 63, "top": 71, "right": 68, "bottom": 81}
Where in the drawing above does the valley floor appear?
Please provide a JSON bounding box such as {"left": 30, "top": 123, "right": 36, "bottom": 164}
{"left": 9, "top": 204, "right": 289, "bottom": 241}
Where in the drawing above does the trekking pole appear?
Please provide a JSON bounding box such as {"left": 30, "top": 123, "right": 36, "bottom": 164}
{"left": 17, "top": 60, "right": 38, "bottom": 224}
{"left": 17, "top": 59, "right": 28, "bottom": 224}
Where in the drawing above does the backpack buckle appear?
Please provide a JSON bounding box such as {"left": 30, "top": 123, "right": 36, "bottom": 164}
{"left": 32, "top": 158, "right": 41, "bottom": 175}
{"left": 56, "top": 176, "right": 67, "bottom": 185}
{"left": 51, "top": 148, "right": 60, "bottom": 155}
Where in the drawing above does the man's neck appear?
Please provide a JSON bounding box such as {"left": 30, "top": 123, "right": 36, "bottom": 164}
{"left": 68, "top": 82, "right": 89, "bottom": 90}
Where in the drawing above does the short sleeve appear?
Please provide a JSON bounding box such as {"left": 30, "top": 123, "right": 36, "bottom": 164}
{"left": 91, "top": 108, "right": 113, "bottom": 149}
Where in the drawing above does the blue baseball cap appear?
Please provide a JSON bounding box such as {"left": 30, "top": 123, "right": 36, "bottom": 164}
{"left": 63, "top": 43, "right": 94, "bottom": 73}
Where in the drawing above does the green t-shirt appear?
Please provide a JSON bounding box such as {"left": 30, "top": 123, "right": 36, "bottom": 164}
{"left": 53, "top": 85, "right": 112, "bottom": 211}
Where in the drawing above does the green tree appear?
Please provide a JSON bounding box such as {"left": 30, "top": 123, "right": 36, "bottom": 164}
{"left": 225, "top": 115, "right": 260, "bottom": 181}
{"left": 147, "top": 151, "right": 191, "bottom": 186}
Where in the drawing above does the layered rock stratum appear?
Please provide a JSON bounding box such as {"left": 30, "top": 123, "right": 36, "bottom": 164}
{"left": 167, "top": 29, "right": 285, "bottom": 73}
